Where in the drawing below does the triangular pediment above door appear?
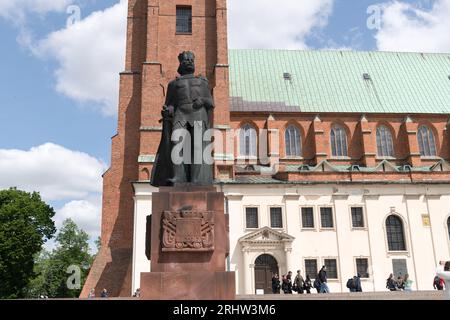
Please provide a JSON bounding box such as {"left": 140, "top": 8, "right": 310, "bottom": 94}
{"left": 238, "top": 227, "right": 295, "bottom": 245}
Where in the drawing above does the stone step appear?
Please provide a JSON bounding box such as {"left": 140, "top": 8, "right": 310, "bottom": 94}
{"left": 237, "top": 290, "right": 444, "bottom": 300}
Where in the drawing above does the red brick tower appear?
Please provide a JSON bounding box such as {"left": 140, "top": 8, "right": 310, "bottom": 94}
{"left": 81, "top": 0, "right": 230, "bottom": 297}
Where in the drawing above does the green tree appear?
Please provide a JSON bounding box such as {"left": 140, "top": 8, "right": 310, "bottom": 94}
{"left": 26, "top": 219, "right": 93, "bottom": 298}
{"left": 0, "top": 188, "right": 56, "bottom": 298}
{"left": 95, "top": 236, "right": 101, "bottom": 252}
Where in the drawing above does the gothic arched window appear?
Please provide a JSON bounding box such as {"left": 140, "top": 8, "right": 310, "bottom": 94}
{"left": 330, "top": 125, "right": 348, "bottom": 157}
{"left": 376, "top": 126, "right": 394, "bottom": 157}
{"left": 386, "top": 215, "right": 406, "bottom": 251}
{"left": 285, "top": 125, "right": 301, "bottom": 157}
{"left": 417, "top": 126, "right": 437, "bottom": 157}
{"left": 240, "top": 124, "right": 257, "bottom": 157}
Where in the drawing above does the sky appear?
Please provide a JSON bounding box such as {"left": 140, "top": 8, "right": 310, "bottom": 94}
{"left": 1, "top": 0, "right": 449, "bottom": 251}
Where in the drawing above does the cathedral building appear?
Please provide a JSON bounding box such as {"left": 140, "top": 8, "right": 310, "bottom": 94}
{"left": 82, "top": 0, "right": 450, "bottom": 296}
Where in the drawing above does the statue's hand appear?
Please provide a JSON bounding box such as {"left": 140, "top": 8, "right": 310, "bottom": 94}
{"left": 193, "top": 98, "right": 203, "bottom": 110}
{"left": 162, "top": 105, "right": 174, "bottom": 117}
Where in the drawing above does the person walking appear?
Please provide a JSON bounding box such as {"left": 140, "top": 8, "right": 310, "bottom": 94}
{"left": 386, "top": 273, "right": 397, "bottom": 291}
{"left": 285, "top": 271, "right": 293, "bottom": 294}
{"left": 404, "top": 274, "right": 413, "bottom": 292}
{"left": 396, "top": 275, "right": 405, "bottom": 291}
{"left": 433, "top": 275, "right": 444, "bottom": 291}
{"left": 304, "top": 275, "right": 312, "bottom": 294}
{"left": 313, "top": 274, "right": 321, "bottom": 293}
{"left": 346, "top": 277, "right": 356, "bottom": 292}
{"left": 281, "top": 275, "right": 288, "bottom": 294}
{"left": 294, "top": 270, "right": 305, "bottom": 294}
{"left": 101, "top": 288, "right": 109, "bottom": 298}
{"left": 436, "top": 261, "right": 450, "bottom": 300}
{"left": 272, "top": 274, "right": 281, "bottom": 294}
{"left": 318, "top": 266, "right": 329, "bottom": 293}
{"left": 88, "top": 288, "right": 96, "bottom": 298}
{"left": 354, "top": 274, "right": 362, "bottom": 292}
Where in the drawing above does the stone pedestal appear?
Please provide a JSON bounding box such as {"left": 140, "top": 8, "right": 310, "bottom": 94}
{"left": 140, "top": 186, "right": 235, "bottom": 300}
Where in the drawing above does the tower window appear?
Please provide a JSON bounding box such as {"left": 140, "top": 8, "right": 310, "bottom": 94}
{"left": 176, "top": 6, "right": 192, "bottom": 34}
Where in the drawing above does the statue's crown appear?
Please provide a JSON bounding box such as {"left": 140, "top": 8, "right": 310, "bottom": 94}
{"left": 178, "top": 51, "right": 195, "bottom": 62}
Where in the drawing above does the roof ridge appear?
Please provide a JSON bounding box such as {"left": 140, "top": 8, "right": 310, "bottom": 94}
{"left": 228, "top": 48, "right": 450, "bottom": 56}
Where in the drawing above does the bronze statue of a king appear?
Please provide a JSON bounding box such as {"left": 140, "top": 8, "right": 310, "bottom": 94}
{"left": 151, "top": 51, "right": 215, "bottom": 187}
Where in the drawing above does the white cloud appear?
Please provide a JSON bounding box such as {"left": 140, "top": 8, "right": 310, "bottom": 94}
{"left": 0, "top": 0, "right": 72, "bottom": 23}
{"left": 5, "top": 0, "right": 336, "bottom": 115}
{"left": 228, "top": 0, "right": 334, "bottom": 49}
{"left": 33, "top": 0, "right": 127, "bottom": 116}
{"left": 0, "top": 143, "right": 106, "bottom": 201}
{"left": 55, "top": 198, "right": 101, "bottom": 240}
{"left": 376, "top": 0, "right": 450, "bottom": 52}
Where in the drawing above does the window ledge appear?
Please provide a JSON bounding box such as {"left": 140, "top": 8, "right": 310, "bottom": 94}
{"left": 175, "top": 32, "right": 192, "bottom": 35}
{"left": 351, "top": 227, "right": 368, "bottom": 231}
{"left": 329, "top": 157, "right": 351, "bottom": 160}
{"left": 301, "top": 228, "right": 317, "bottom": 231}
{"left": 387, "top": 250, "right": 409, "bottom": 256}
{"left": 281, "top": 156, "right": 304, "bottom": 160}
{"left": 319, "top": 228, "right": 336, "bottom": 232}
{"left": 420, "top": 156, "right": 441, "bottom": 160}
{"left": 376, "top": 156, "right": 396, "bottom": 160}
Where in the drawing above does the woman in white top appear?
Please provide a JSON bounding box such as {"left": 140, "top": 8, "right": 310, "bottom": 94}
{"left": 436, "top": 261, "right": 450, "bottom": 300}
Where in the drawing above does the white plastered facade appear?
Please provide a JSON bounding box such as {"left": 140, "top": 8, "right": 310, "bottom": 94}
{"left": 132, "top": 182, "right": 450, "bottom": 294}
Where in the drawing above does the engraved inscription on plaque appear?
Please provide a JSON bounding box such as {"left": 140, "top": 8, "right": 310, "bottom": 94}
{"left": 162, "top": 210, "right": 214, "bottom": 252}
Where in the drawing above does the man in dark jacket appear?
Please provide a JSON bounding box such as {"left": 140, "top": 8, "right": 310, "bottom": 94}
{"left": 272, "top": 274, "right": 281, "bottom": 294}
{"left": 313, "top": 275, "right": 321, "bottom": 293}
{"left": 386, "top": 273, "right": 397, "bottom": 291}
{"left": 285, "top": 271, "right": 293, "bottom": 294}
{"left": 294, "top": 270, "right": 305, "bottom": 294}
{"left": 354, "top": 274, "right": 362, "bottom": 292}
{"left": 318, "top": 266, "right": 329, "bottom": 293}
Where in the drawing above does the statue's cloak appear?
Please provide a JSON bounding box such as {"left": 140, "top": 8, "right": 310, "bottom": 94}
{"left": 150, "top": 112, "right": 173, "bottom": 187}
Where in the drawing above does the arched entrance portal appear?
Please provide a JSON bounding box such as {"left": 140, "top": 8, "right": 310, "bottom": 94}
{"left": 254, "top": 254, "right": 279, "bottom": 294}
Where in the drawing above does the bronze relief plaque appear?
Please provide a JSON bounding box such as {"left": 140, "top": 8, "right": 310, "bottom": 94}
{"left": 162, "top": 210, "right": 214, "bottom": 252}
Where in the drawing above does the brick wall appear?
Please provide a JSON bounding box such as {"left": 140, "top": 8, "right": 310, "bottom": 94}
{"left": 230, "top": 112, "right": 450, "bottom": 182}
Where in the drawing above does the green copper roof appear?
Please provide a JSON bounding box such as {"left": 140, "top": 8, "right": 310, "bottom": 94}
{"left": 228, "top": 49, "right": 450, "bottom": 114}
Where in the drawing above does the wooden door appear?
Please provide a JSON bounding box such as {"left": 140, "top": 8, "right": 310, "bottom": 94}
{"left": 254, "top": 254, "right": 279, "bottom": 294}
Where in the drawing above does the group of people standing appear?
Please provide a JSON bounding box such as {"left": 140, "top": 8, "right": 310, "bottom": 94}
{"left": 385, "top": 261, "right": 450, "bottom": 299}
{"left": 271, "top": 266, "right": 331, "bottom": 294}
{"left": 386, "top": 273, "right": 414, "bottom": 292}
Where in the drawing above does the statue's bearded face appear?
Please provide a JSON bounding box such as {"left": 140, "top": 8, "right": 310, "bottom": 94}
{"left": 178, "top": 52, "right": 195, "bottom": 75}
